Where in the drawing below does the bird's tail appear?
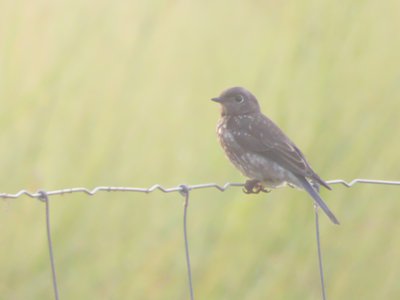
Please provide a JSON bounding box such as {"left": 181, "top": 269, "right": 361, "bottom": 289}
{"left": 296, "top": 176, "right": 340, "bottom": 225}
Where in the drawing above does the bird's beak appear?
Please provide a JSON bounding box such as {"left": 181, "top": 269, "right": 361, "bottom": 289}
{"left": 211, "top": 97, "right": 223, "bottom": 103}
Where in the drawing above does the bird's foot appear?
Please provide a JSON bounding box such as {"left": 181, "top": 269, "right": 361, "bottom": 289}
{"left": 243, "top": 179, "right": 271, "bottom": 194}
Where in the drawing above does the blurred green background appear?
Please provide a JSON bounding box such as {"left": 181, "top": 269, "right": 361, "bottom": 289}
{"left": 1, "top": 0, "right": 400, "bottom": 299}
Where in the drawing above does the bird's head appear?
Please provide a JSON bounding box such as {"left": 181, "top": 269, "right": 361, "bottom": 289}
{"left": 211, "top": 86, "right": 260, "bottom": 116}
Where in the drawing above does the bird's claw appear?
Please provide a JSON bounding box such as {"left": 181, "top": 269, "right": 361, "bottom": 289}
{"left": 243, "top": 179, "right": 271, "bottom": 194}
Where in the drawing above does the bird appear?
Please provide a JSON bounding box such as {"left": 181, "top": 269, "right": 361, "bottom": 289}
{"left": 211, "top": 86, "right": 339, "bottom": 225}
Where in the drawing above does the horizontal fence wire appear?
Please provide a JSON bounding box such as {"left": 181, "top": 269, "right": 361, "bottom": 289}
{"left": 1, "top": 179, "right": 400, "bottom": 200}
{"left": 1, "top": 178, "right": 400, "bottom": 300}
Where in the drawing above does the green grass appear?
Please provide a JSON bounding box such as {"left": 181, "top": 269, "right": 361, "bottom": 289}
{"left": 1, "top": 0, "right": 400, "bottom": 299}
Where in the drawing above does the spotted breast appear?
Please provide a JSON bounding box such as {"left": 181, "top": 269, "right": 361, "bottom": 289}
{"left": 217, "top": 115, "right": 296, "bottom": 188}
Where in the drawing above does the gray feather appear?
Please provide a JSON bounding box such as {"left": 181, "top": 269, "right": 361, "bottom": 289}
{"left": 296, "top": 175, "right": 339, "bottom": 225}
{"left": 231, "top": 114, "right": 331, "bottom": 190}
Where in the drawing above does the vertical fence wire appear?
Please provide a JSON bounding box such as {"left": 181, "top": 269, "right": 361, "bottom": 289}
{"left": 38, "top": 191, "right": 60, "bottom": 300}
{"left": 180, "top": 185, "right": 195, "bottom": 300}
{"left": 314, "top": 205, "right": 326, "bottom": 300}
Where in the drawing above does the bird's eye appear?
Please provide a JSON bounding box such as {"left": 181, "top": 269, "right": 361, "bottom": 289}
{"left": 235, "top": 95, "right": 244, "bottom": 103}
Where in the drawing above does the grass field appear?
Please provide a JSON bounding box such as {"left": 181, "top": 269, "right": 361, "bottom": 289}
{"left": 1, "top": 0, "right": 400, "bottom": 299}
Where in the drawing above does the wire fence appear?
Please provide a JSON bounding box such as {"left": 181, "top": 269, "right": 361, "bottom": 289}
{"left": 1, "top": 178, "right": 400, "bottom": 300}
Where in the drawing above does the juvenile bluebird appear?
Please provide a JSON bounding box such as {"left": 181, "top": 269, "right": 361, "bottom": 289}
{"left": 212, "top": 87, "right": 339, "bottom": 224}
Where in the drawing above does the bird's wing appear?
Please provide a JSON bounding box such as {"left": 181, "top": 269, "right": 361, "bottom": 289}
{"left": 231, "top": 114, "right": 330, "bottom": 189}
